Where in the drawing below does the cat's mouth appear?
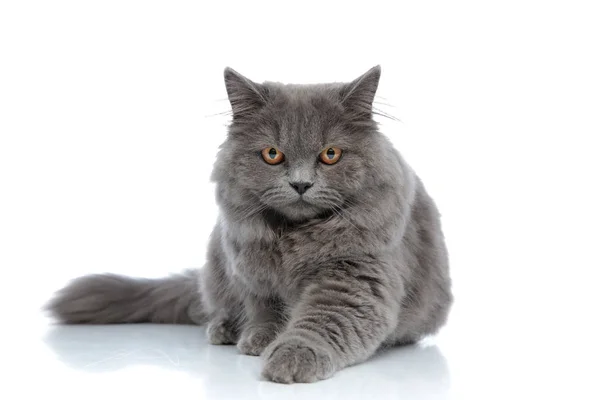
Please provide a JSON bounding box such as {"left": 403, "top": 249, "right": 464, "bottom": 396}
{"left": 296, "top": 196, "right": 331, "bottom": 209}
{"left": 269, "top": 198, "right": 324, "bottom": 221}
{"left": 258, "top": 188, "right": 339, "bottom": 221}
{"left": 292, "top": 197, "right": 318, "bottom": 209}
{"left": 296, "top": 197, "right": 312, "bottom": 204}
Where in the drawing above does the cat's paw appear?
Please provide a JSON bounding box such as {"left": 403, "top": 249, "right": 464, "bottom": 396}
{"left": 207, "top": 319, "right": 238, "bottom": 345}
{"left": 237, "top": 324, "right": 279, "bottom": 356}
{"left": 261, "top": 336, "right": 335, "bottom": 383}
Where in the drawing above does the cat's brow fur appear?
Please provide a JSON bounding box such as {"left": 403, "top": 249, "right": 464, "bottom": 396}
{"left": 46, "top": 66, "right": 453, "bottom": 383}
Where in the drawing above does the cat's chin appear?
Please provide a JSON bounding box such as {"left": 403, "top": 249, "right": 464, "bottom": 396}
{"left": 274, "top": 201, "right": 325, "bottom": 222}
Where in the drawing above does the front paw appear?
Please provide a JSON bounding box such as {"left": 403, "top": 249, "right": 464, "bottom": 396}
{"left": 207, "top": 318, "right": 238, "bottom": 345}
{"left": 237, "top": 324, "right": 279, "bottom": 356}
{"left": 262, "top": 336, "right": 335, "bottom": 383}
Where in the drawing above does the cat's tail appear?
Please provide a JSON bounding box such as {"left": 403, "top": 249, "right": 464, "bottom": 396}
{"left": 44, "top": 269, "right": 206, "bottom": 325}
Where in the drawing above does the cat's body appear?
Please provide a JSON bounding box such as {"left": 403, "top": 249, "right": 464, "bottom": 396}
{"left": 46, "top": 66, "right": 452, "bottom": 383}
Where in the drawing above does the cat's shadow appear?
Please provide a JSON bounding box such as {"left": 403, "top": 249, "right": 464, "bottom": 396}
{"left": 44, "top": 324, "right": 450, "bottom": 400}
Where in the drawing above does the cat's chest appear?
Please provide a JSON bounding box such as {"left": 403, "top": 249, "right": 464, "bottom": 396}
{"left": 222, "top": 220, "right": 319, "bottom": 297}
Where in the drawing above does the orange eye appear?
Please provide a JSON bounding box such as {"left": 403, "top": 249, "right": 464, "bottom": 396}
{"left": 319, "top": 147, "right": 342, "bottom": 165}
{"left": 261, "top": 147, "right": 285, "bottom": 165}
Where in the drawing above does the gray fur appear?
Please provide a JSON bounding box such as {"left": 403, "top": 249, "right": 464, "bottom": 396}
{"left": 45, "top": 66, "right": 453, "bottom": 383}
{"left": 46, "top": 270, "right": 205, "bottom": 325}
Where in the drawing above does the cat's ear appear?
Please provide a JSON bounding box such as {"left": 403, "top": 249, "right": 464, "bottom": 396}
{"left": 224, "top": 67, "right": 268, "bottom": 120}
{"left": 340, "top": 65, "right": 381, "bottom": 118}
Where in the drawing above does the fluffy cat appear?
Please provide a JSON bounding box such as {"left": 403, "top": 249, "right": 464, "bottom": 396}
{"left": 46, "top": 66, "right": 453, "bottom": 383}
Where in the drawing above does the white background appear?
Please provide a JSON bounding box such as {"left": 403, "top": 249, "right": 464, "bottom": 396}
{"left": 1, "top": 1, "right": 599, "bottom": 399}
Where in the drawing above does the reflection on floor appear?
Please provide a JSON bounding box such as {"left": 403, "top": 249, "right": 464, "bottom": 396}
{"left": 43, "top": 324, "right": 450, "bottom": 400}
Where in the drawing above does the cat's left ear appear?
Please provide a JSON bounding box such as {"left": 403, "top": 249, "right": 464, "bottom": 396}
{"left": 340, "top": 65, "right": 381, "bottom": 117}
{"left": 224, "top": 67, "right": 268, "bottom": 121}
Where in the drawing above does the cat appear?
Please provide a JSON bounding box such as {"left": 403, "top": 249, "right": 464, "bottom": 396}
{"left": 46, "top": 66, "right": 453, "bottom": 384}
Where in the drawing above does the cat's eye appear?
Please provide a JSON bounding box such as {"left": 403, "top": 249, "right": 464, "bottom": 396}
{"left": 319, "top": 147, "right": 342, "bottom": 165}
{"left": 261, "top": 147, "right": 285, "bottom": 165}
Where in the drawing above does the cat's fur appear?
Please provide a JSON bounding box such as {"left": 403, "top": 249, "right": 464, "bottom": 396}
{"left": 46, "top": 66, "right": 453, "bottom": 383}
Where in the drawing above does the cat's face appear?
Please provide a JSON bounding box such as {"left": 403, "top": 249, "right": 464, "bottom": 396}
{"left": 213, "top": 67, "right": 385, "bottom": 222}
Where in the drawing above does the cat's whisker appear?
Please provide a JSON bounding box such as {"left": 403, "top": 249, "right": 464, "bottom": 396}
{"left": 230, "top": 202, "right": 269, "bottom": 224}
{"left": 205, "top": 110, "right": 233, "bottom": 118}
{"left": 345, "top": 198, "right": 386, "bottom": 224}
{"left": 331, "top": 205, "right": 361, "bottom": 232}
{"left": 309, "top": 196, "right": 343, "bottom": 208}
{"left": 372, "top": 107, "right": 402, "bottom": 122}
{"left": 234, "top": 202, "right": 261, "bottom": 218}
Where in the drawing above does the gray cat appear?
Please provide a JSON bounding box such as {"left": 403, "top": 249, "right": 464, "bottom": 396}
{"left": 46, "top": 66, "right": 453, "bottom": 383}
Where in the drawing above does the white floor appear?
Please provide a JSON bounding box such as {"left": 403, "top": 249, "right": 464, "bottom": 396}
{"left": 27, "top": 322, "right": 451, "bottom": 400}
{"left": 3, "top": 299, "right": 597, "bottom": 400}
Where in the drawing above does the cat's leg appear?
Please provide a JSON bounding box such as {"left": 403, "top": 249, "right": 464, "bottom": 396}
{"left": 261, "top": 264, "right": 399, "bottom": 383}
{"left": 204, "top": 285, "right": 243, "bottom": 345}
{"left": 237, "top": 294, "right": 286, "bottom": 356}
{"left": 200, "top": 231, "right": 244, "bottom": 345}
{"left": 203, "top": 273, "right": 243, "bottom": 345}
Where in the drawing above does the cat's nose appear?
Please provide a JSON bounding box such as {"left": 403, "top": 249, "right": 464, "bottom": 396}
{"left": 289, "top": 181, "right": 313, "bottom": 195}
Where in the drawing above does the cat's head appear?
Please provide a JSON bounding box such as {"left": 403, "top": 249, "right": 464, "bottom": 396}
{"left": 213, "top": 66, "right": 394, "bottom": 222}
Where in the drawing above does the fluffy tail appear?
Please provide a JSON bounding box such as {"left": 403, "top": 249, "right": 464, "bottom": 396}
{"left": 45, "top": 269, "right": 206, "bottom": 325}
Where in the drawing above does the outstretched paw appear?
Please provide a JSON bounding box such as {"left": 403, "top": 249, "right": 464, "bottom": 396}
{"left": 261, "top": 336, "right": 335, "bottom": 383}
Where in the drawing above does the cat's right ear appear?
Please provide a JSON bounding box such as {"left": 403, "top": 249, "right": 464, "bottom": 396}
{"left": 224, "top": 67, "right": 268, "bottom": 120}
